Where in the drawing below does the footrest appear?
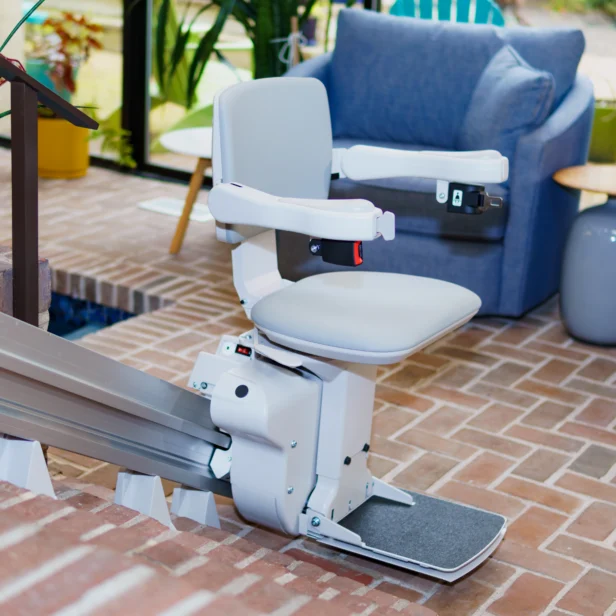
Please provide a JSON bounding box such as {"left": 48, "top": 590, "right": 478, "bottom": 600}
{"left": 316, "top": 491, "right": 506, "bottom": 582}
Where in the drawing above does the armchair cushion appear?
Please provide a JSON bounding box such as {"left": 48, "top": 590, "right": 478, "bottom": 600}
{"left": 330, "top": 9, "right": 584, "bottom": 149}
{"left": 457, "top": 45, "right": 555, "bottom": 174}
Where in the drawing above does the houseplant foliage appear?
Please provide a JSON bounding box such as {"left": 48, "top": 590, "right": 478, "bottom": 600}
{"left": 154, "top": 0, "right": 321, "bottom": 111}
{"left": 26, "top": 12, "right": 103, "bottom": 98}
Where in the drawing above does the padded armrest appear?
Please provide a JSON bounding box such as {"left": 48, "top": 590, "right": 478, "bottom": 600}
{"left": 341, "top": 146, "right": 509, "bottom": 185}
{"left": 284, "top": 53, "right": 333, "bottom": 90}
{"left": 208, "top": 183, "right": 395, "bottom": 241}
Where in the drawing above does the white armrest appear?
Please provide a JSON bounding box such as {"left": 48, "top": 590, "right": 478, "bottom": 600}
{"left": 208, "top": 183, "right": 395, "bottom": 241}
{"left": 341, "top": 146, "right": 509, "bottom": 185}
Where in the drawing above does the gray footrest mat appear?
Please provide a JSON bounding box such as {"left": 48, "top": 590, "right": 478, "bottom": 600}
{"left": 339, "top": 490, "right": 506, "bottom": 573}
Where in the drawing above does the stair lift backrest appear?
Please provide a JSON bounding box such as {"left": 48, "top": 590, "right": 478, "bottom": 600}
{"left": 213, "top": 77, "right": 333, "bottom": 244}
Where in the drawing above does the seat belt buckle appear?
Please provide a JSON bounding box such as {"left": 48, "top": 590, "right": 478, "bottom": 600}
{"left": 446, "top": 183, "right": 503, "bottom": 215}
{"left": 309, "top": 239, "right": 364, "bottom": 267}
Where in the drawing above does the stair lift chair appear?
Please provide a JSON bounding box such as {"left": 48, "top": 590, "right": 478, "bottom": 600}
{"left": 199, "top": 77, "right": 509, "bottom": 581}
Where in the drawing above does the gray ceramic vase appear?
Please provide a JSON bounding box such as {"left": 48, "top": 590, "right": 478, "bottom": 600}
{"left": 560, "top": 199, "right": 616, "bottom": 345}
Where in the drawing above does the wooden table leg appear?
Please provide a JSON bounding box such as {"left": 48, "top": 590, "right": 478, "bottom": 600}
{"left": 169, "top": 157, "right": 210, "bottom": 255}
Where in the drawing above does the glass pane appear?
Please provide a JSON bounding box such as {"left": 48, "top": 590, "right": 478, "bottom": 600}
{"left": 146, "top": 0, "right": 352, "bottom": 174}
{"left": 0, "top": 0, "right": 123, "bottom": 163}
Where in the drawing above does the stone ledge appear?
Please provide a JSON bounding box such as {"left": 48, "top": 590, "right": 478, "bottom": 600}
{"left": 0, "top": 246, "right": 52, "bottom": 329}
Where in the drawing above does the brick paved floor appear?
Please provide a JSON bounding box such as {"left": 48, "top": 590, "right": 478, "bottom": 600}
{"left": 1, "top": 150, "right": 616, "bottom": 615}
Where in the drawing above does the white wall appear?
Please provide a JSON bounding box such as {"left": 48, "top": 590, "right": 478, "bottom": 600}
{"left": 0, "top": 0, "right": 25, "bottom": 136}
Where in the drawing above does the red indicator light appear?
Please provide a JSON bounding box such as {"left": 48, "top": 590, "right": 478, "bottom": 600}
{"left": 235, "top": 344, "right": 252, "bottom": 357}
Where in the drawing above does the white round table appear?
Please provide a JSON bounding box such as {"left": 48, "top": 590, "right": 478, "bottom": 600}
{"left": 160, "top": 127, "right": 213, "bottom": 254}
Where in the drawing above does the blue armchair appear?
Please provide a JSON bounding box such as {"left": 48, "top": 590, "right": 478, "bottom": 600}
{"left": 281, "top": 9, "right": 594, "bottom": 317}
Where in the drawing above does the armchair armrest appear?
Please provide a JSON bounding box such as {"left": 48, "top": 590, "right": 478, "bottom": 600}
{"left": 499, "top": 75, "right": 595, "bottom": 316}
{"left": 208, "top": 183, "right": 395, "bottom": 242}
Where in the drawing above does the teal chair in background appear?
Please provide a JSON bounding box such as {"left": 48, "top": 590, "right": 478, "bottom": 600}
{"left": 390, "top": 0, "right": 506, "bottom": 26}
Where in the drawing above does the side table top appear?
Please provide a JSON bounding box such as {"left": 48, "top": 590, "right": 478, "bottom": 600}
{"left": 553, "top": 164, "right": 616, "bottom": 197}
{"left": 160, "top": 127, "right": 213, "bottom": 160}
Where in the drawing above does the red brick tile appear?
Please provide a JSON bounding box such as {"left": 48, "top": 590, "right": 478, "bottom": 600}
{"left": 576, "top": 398, "right": 616, "bottom": 427}
{"left": 375, "top": 385, "right": 434, "bottom": 412}
{"left": 372, "top": 406, "right": 418, "bottom": 437}
{"left": 537, "top": 323, "right": 570, "bottom": 345}
{"left": 453, "top": 428, "right": 531, "bottom": 458}
{"left": 578, "top": 358, "right": 616, "bottom": 382}
{"left": 63, "top": 491, "right": 109, "bottom": 512}
{"left": 472, "top": 559, "right": 516, "bottom": 587}
{"left": 497, "top": 477, "right": 582, "bottom": 513}
{"left": 448, "top": 326, "right": 495, "bottom": 347}
{"left": 467, "top": 403, "right": 523, "bottom": 432}
{"left": 568, "top": 502, "right": 616, "bottom": 541}
{"left": 570, "top": 444, "right": 616, "bottom": 479}
{"left": 391, "top": 453, "right": 459, "bottom": 491}
{"left": 434, "top": 365, "right": 483, "bottom": 388}
{"left": 370, "top": 435, "right": 419, "bottom": 462}
{"left": 368, "top": 454, "right": 398, "bottom": 478}
{"left": 560, "top": 421, "right": 616, "bottom": 448}
{"left": 515, "top": 379, "right": 588, "bottom": 406}
{"left": 489, "top": 572, "right": 563, "bottom": 616}
{"left": 239, "top": 579, "right": 303, "bottom": 613}
{"left": 382, "top": 364, "right": 436, "bottom": 389}
{"left": 436, "top": 481, "right": 525, "bottom": 517}
{"left": 480, "top": 343, "right": 545, "bottom": 365}
{"left": 494, "top": 540, "right": 583, "bottom": 582}
{"left": 508, "top": 507, "right": 567, "bottom": 550}
{"left": 524, "top": 341, "right": 589, "bottom": 363}
{"left": 139, "top": 539, "right": 198, "bottom": 569}
{"left": 397, "top": 428, "right": 478, "bottom": 460}
{"left": 432, "top": 345, "right": 498, "bottom": 366}
{"left": 283, "top": 549, "right": 374, "bottom": 585}
{"left": 548, "top": 534, "right": 616, "bottom": 573}
{"left": 454, "top": 453, "right": 514, "bottom": 487}
{"left": 557, "top": 568, "right": 616, "bottom": 616}
{"left": 506, "top": 424, "right": 584, "bottom": 453}
{"left": 375, "top": 581, "right": 422, "bottom": 603}
{"left": 416, "top": 385, "right": 489, "bottom": 409}
{"left": 7, "top": 494, "right": 74, "bottom": 522}
{"left": 411, "top": 351, "right": 451, "bottom": 369}
{"left": 522, "top": 401, "right": 576, "bottom": 429}
{"left": 180, "top": 559, "right": 246, "bottom": 592}
{"left": 425, "top": 578, "right": 495, "bottom": 616}
{"left": 531, "top": 359, "right": 578, "bottom": 384}
{"left": 45, "top": 509, "right": 107, "bottom": 540}
{"left": 415, "top": 406, "right": 471, "bottom": 434}
{"left": 556, "top": 472, "right": 616, "bottom": 504}
{"left": 493, "top": 324, "right": 539, "bottom": 345}
{"left": 482, "top": 362, "right": 532, "bottom": 387}
{"left": 566, "top": 378, "right": 616, "bottom": 400}
{"left": 469, "top": 382, "right": 539, "bottom": 409}
{"left": 1, "top": 547, "right": 137, "bottom": 615}
{"left": 513, "top": 449, "right": 570, "bottom": 482}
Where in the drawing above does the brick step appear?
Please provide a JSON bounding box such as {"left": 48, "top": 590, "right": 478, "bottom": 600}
{"left": 0, "top": 480, "right": 438, "bottom": 615}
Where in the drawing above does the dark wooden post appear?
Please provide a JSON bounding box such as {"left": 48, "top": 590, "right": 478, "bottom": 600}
{"left": 0, "top": 55, "right": 98, "bottom": 327}
{"left": 10, "top": 82, "right": 40, "bottom": 326}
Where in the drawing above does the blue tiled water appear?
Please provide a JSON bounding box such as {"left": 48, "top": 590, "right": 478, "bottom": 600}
{"left": 48, "top": 293, "right": 134, "bottom": 341}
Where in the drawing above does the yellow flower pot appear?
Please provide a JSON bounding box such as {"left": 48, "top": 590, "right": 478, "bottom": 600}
{"left": 38, "top": 117, "right": 90, "bottom": 179}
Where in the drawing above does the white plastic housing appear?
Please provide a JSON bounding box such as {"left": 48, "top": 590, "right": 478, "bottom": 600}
{"left": 342, "top": 146, "right": 509, "bottom": 185}
{"left": 208, "top": 183, "right": 395, "bottom": 242}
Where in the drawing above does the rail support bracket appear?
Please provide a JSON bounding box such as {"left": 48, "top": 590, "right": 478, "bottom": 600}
{"left": 115, "top": 470, "right": 175, "bottom": 529}
{"left": 0, "top": 436, "right": 56, "bottom": 499}
{"left": 171, "top": 486, "right": 220, "bottom": 529}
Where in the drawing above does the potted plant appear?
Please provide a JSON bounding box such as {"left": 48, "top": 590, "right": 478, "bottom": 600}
{"left": 25, "top": 12, "right": 103, "bottom": 178}
{"left": 589, "top": 99, "right": 616, "bottom": 163}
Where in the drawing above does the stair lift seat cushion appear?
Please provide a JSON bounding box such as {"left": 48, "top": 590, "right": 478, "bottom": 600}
{"left": 251, "top": 272, "right": 481, "bottom": 364}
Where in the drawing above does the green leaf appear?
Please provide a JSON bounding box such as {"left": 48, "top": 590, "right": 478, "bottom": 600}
{"left": 186, "top": 0, "right": 236, "bottom": 107}
{"left": 0, "top": 110, "right": 12, "bottom": 119}
{"left": 155, "top": 0, "right": 171, "bottom": 91}
{"left": 0, "top": 0, "right": 48, "bottom": 53}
